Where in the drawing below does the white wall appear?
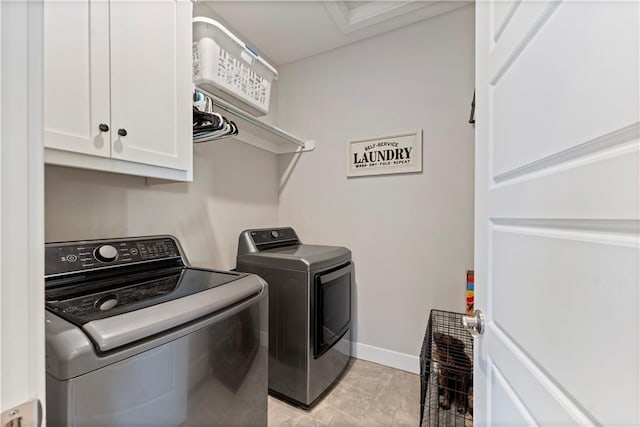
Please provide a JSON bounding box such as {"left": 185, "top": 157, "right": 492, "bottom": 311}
{"left": 276, "top": 6, "right": 475, "bottom": 372}
{"left": 45, "top": 141, "right": 279, "bottom": 270}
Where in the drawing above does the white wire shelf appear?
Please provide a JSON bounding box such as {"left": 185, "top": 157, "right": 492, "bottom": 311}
{"left": 195, "top": 88, "right": 315, "bottom": 154}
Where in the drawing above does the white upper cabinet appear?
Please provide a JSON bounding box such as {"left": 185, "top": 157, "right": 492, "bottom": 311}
{"left": 44, "top": 0, "right": 193, "bottom": 181}
{"left": 44, "top": 0, "right": 110, "bottom": 157}
{"left": 110, "top": 0, "right": 192, "bottom": 171}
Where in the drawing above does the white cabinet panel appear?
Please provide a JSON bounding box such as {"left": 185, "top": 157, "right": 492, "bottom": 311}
{"left": 110, "top": 0, "right": 191, "bottom": 171}
{"left": 44, "top": 0, "right": 110, "bottom": 157}
{"left": 44, "top": 0, "right": 192, "bottom": 180}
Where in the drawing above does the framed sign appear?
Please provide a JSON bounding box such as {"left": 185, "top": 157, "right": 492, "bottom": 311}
{"left": 346, "top": 129, "right": 422, "bottom": 177}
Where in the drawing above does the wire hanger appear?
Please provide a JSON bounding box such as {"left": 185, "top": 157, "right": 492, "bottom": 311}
{"left": 193, "top": 90, "right": 239, "bottom": 143}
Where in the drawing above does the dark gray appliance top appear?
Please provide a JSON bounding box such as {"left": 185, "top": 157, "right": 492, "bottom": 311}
{"left": 46, "top": 267, "right": 246, "bottom": 326}
{"left": 80, "top": 274, "right": 264, "bottom": 352}
{"left": 237, "top": 228, "right": 351, "bottom": 271}
{"left": 45, "top": 277, "right": 267, "bottom": 380}
{"left": 45, "top": 235, "right": 266, "bottom": 353}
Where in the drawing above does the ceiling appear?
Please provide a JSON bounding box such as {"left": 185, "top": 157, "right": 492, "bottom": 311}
{"left": 199, "top": 1, "right": 472, "bottom": 66}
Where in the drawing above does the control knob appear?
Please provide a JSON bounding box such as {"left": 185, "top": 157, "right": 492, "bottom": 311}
{"left": 271, "top": 230, "right": 279, "bottom": 239}
{"left": 94, "top": 244, "right": 119, "bottom": 263}
{"left": 95, "top": 295, "right": 118, "bottom": 311}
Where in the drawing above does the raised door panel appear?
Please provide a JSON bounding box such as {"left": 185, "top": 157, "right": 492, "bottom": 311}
{"left": 109, "top": 0, "right": 192, "bottom": 172}
{"left": 490, "top": 2, "right": 639, "bottom": 179}
{"left": 476, "top": 0, "right": 639, "bottom": 425}
{"left": 43, "top": 0, "right": 110, "bottom": 157}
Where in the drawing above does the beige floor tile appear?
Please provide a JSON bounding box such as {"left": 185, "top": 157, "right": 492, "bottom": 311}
{"left": 269, "top": 398, "right": 306, "bottom": 426}
{"left": 268, "top": 359, "right": 420, "bottom": 427}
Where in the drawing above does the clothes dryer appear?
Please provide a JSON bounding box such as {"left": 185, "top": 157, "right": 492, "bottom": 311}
{"left": 236, "top": 227, "right": 352, "bottom": 408}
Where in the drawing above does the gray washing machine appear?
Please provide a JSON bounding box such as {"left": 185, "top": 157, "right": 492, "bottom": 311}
{"left": 45, "top": 235, "right": 267, "bottom": 426}
{"left": 236, "top": 227, "right": 352, "bottom": 408}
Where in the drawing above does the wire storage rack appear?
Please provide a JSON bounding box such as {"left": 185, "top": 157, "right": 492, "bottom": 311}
{"left": 420, "top": 310, "right": 474, "bottom": 427}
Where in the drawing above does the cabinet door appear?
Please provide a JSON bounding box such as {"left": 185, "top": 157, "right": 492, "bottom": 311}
{"left": 44, "top": 0, "right": 110, "bottom": 156}
{"left": 109, "top": 0, "right": 192, "bottom": 171}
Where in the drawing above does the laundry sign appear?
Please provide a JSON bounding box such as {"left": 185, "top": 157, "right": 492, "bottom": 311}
{"left": 346, "top": 129, "right": 422, "bottom": 177}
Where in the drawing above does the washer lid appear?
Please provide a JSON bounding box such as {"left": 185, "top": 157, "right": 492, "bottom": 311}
{"left": 46, "top": 267, "right": 245, "bottom": 326}
{"left": 81, "top": 274, "right": 265, "bottom": 352}
{"left": 237, "top": 244, "right": 351, "bottom": 271}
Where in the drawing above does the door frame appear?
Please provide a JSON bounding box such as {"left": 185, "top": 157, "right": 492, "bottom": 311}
{"left": 0, "top": 0, "right": 46, "bottom": 421}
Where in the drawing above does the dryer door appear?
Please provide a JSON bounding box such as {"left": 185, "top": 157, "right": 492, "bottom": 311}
{"left": 313, "top": 262, "right": 352, "bottom": 358}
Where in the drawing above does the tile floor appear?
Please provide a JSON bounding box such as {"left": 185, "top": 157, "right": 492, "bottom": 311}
{"left": 268, "top": 359, "right": 420, "bottom": 426}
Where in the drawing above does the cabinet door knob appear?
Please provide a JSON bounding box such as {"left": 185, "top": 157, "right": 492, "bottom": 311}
{"left": 99, "top": 123, "right": 109, "bottom": 132}
{"left": 117, "top": 128, "right": 127, "bottom": 137}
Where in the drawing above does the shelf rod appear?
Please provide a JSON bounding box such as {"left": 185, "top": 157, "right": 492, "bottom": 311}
{"left": 196, "top": 88, "right": 307, "bottom": 149}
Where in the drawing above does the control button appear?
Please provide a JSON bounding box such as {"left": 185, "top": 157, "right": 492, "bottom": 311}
{"left": 271, "top": 230, "right": 279, "bottom": 239}
{"left": 94, "top": 245, "right": 119, "bottom": 263}
{"left": 130, "top": 248, "right": 138, "bottom": 255}
{"left": 95, "top": 295, "right": 118, "bottom": 311}
{"left": 66, "top": 254, "right": 78, "bottom": 262}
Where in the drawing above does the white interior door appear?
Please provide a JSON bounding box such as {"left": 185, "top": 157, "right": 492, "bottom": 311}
{"left": 109, "top": 0, "right": 192, "bottom": 171}
{"left": 43, "top": 0, "right": 110, "bottom": 157}
{"left": 475, "top": 1, "right": 639, "bottom": 425}
{"left": 1, "top": 0, "right": 46, "bottom": 424}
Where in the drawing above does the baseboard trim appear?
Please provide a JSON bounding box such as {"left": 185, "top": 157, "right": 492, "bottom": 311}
{"left": 351, "top": 341, "right": 419, "bottom": 374}
{"left": 261, "top": 332, "right": 420, "bottom": 374}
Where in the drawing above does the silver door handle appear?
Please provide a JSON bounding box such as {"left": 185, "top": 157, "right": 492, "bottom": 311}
{"left": 1, "top": 399, "right": 42, "bottom": 427}
{"left": 462, "top": 310, "right": 485, "bottom": 336}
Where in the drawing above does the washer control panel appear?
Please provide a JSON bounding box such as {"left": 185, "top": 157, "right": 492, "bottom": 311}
{"left": 45, "top": 236, "right": 181, "bottom": 277}
{"left": 94, "top": 245, "right": 119, "bottom": 263}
